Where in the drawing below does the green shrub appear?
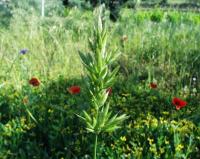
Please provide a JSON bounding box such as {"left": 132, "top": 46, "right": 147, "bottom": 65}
{"left": 150, "top": 9, "right": 164, "bottom": 22}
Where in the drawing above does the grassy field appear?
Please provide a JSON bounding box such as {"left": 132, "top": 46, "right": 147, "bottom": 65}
{"left": 0, "top": 6, "right": 200, "bottom": 159}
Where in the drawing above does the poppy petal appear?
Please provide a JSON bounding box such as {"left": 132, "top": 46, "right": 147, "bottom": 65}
{"left": 29, "top": 77, "right": 40, "bottom": 87}
{"left": 68, "top": 86, "right": 81, "bottom": 94}
{"left": 172, "top": 97, "right": 187, "bottom": 110}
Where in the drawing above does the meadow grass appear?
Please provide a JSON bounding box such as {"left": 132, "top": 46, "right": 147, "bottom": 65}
{"left": 0, "top": 8, "right": 199, "bottom": 90}
{"left": 0, "top": 8, "right": 94, "bottom": 88}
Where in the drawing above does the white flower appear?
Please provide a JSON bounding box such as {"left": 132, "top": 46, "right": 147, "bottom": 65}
{"left": 192, "top": 77, "right": 197, "bottom": 81}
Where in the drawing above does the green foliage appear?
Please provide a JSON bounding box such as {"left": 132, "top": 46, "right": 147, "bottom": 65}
{"left": 99, "top": 114, "right": 199, "bottom": 158}
{"left": 150, "top": 8, "right": 164, "bottom": 22}
{"left": 0, "top": 79, "right": 199, "bottom": 158}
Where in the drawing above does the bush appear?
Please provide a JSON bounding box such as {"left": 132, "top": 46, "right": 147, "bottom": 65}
{"left": 150, "top": 9, "right": 164, "bottom": 22}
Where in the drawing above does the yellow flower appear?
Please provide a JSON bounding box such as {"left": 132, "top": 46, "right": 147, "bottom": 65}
{"left": 128, "top": 122, "right": 132, "bottom": 128}
{"left": 149, "top": 144, "right": 157, "bottom": 155}
{"left": 148, "top": 137, "right": 154, "bottom": 145}
{"left": 151, "top": 118, "right": 158, "bottom": 127}
{"left": 162, "top": 111, "right": 169, "bottom": 115}
{"left": 111, "top": 143, "right": 115, "bottom": 149}
{"left": 120, "top": 136, "right": 127, "bottom": 142}
{"left": 160, "top": 117, "right": 166, "bottom": 124}
{"left": 126, "top": 145, "right": 131, "bottom": 151}
{"left": 125, "top": 153, "right": 131, "bottom": 158}
{"left": 139, "top": 147, "right": 143, "bottom": 151}
{"left": 159, "top": 147, "right": 165, "bottom": 154}
{"left": 165, "top": 139, "right": 169, "bottom": 145}
{"left": 171, "top": 120, "right": 178, "bottom": 125}
{"left": 176, "top": 144, "right": 184, "bottom": 152}
{"left": 48, "top": 109, "right": 53, "bottom": 113}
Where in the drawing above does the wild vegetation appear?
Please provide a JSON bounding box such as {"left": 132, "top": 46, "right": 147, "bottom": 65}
{"left": 0, "top": 0, "right": 199, "bottom": 159}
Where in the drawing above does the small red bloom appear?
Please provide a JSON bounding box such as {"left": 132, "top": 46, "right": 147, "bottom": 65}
{"left": 68, "top": 86, "right": 81, "bottom": 94}
{"left": 29, "top": 77, "right": 40, "bottom": 87}
{"left": 172, "top": 97, "right": 187, "bottom": 110}
{"left": 150, "top": 82, "right": 157, "bottom": 89}
{"left": 106, "top": 87, "right": 112, "bottom": 95}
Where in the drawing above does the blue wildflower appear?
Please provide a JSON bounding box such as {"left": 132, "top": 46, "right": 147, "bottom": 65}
{"left": 20, "top": 49, "right": 28, "bottom": 55}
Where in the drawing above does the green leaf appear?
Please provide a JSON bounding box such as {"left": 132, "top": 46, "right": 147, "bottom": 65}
{"left": 86, "top": 128, "right": 94, "bottom": 133}
{"left": 75, "top": 113, "right": 86, "bottom": 121}
{"left": 109, "top": 52, "right": 121, "bottom": 64}
{"left": 83, "top": 110, "right": 92, "bottom": 123}
{"left": 109, "top": 66, "right": 120, "bottom": 78}
{"left": 102, "top": 114, "right": 128, "bottom": 133}
{"left": 89, "top": 38, "right": 95, "bottom": 52}
{"left": 99, "top": 67, "right": 108, "bottom": 80}
{"left": 79, "top": 51, "right": 89, "bottom": 65}
{"left": 100, "top": 103, "right": 110, "bottom": 127}
{"left": 104, "top": 126, "right": 121, "bottom": 133}
{"left": 86, "top": 122, "right": 94, "bottom": 130}
{"left": 25, "top": 107, "right": 38, "bottom": 124}
{"left": 92, "top": 117, "right": 97, "bottom": 128}
{"left": 104, "top": 66, "right": 120, "bottom": 87}
{"left": 105, "top": 49, "right": 119, "bottom": 64}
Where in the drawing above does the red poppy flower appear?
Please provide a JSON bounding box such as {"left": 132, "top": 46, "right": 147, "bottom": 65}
{"left": 106, "top": 87, "right": 112, "bottom": 95}
{"left": 172, "top": 97, "right": 187, "bottom": 110}
{"left": 68, "top": 86, "right": 81, "bottom": 94}
{"left": 29, "top": 77, "right": 40, "bottom": 87}
{"left": 150, "top": 82, "right": 157, "bottom": 89}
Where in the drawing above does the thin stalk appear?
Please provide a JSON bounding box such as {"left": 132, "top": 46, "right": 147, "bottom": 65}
{"left": 93, "top": 134, "right": 98, "bottom": 159}
{"left": 41, "top": 0, "right": 45, "bottom": 17}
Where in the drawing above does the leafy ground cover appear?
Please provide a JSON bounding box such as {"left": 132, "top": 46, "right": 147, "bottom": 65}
{"left": 0, "top": 6, "right": 199, "bottom": 159}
